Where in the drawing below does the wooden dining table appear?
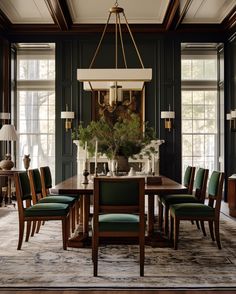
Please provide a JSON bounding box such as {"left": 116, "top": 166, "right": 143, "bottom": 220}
{"left": 51, "top": 175, "right": 187, "bottom": 248}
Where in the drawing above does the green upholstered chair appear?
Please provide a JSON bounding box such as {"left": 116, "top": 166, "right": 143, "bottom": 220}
{"left": 158, "top": 166, "right": 196, "bottom": 234}
{"left": 169, "top": 171, "right": 224, "bottom": 250}
{"left": 40, "top": 166, "right": 80, "bottom": 225}
{"left": 14, "top": 171, "right": 70, "bottom": 250}
{"left": 28, "top": 168, "right": 77, "bottom": 235}
{"left": 160, "top": 168, "right": 209, "bottom": 235}
{"left": 92, "top": 177, "right": 145, "bottom": 276}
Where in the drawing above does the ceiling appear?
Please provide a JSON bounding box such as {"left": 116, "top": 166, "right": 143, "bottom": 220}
{"left": 0, "top": 0, "right": 235, "bottom": 35}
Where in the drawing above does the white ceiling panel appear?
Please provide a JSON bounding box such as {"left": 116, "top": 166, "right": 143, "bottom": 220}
{"left": 67, "top": 0, "right": 170, "bottom": 24}
{"left": 182, "top": 0, "right": 235, "bottom": 23}
{"left": 0, "top": 0, "right": 54, "bottom": 24}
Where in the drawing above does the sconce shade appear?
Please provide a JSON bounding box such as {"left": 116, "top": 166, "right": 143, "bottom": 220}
{"left": 0, "top": 124, "right": 18, "bottom": 141}
{"left": 231, "top": 110, "right": 236, "bottom": 118}
{"left": 226, "top": 113, "right": 232, "bottom": 120}
{"left": 161, "top": 111, "right": 175, "bottom": 119}
{"left": 61, "top": 111, "right": 75, "bottom": 119}
{"left": 0, "top": 112, "right": 11, "bottom": 120}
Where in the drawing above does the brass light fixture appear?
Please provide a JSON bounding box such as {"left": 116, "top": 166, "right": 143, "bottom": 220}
{"left": 77, "top": 0, "right": 152, "bottom": 113}
{"left": 61, "top": 104, "right": 75, "bottom": 132}
{"left": 161, "top": 105, "right": 175, "bottom": 132}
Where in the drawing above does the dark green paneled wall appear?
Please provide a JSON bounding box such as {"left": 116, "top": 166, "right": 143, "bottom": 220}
{"left": 1, "top": 31, "right": 234, "bottom": 184}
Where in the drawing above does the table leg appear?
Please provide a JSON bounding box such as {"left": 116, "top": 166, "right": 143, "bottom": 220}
{"left": 147, "top": 194, "right": 155, "bottom": 236}
{"left": 82, "top": 194, "right": 90, "bottom": 234}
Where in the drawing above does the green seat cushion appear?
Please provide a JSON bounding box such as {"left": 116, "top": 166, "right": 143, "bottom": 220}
{"left": 170, "top": 203, "right": 215, "bottom": 217}
{"left": 161, "top": 194, "right": 198, "bottom": 206}
{"left": 38, "top": 195, "right": 76, "bottom": 206}
{"left": 24, "top": 203, "right": 69, "bottom": 217}
{"left": 95, "top": 213, "right": 140, "bottom": 232}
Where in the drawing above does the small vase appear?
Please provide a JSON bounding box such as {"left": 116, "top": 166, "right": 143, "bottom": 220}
{"left": 116, "top": 155, "right": 129, "bottom": 172}
{"left": 23, "top": 154, "right": 31, "bottom": 170}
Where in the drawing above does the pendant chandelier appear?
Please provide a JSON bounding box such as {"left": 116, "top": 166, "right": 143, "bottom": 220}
{"left": 77, "top": 0, "right": 152, "bottom": 113}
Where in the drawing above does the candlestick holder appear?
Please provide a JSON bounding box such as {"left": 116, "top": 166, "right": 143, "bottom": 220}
{"left": 82, "top": 169, "right": 89, "bottom": 184}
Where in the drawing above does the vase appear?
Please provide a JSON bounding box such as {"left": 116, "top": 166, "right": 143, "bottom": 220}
{"left": 116, "top": 155, "right": 129, "bottom": 172}
{"left": 23, "top": 154, "right": 31, "bottom": 170}
{"left": 0, "top": 154, "right": 14, "bottom": 170}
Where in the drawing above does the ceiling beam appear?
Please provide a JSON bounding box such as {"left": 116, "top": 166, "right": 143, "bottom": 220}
{"left": 163, "top": 0, "right": 180, "bottom": 31}
{"left": 44, "top": 0, "right": 72, "bottom": 31}
{"left": 222, "top": 4, "right": 236, "bottom": 34}
{"left": 0, "top": 9, "right": 11, "bottom": 31}
{"left": 174, "top": 0, "right": 193, "bottom": 30}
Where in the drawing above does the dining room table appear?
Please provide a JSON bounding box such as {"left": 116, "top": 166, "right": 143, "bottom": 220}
{"left": 51, "top": 175, "right": 187, "bottom": 248}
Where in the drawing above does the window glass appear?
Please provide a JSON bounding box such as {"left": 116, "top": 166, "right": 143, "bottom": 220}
{"left": 181, "top": 51, "right": 218, "bottom": 179}
{"left": 16, "top": 46, "right": 56, "bottom": 183}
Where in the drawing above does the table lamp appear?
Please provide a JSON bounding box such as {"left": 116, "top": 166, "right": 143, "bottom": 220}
{"left": 0, "top": 124, "right": 18, "bottom": 170}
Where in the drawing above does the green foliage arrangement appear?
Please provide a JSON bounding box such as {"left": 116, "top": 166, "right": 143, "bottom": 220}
{"left": 72, "top": 113, "right": 156, "bottom": 160}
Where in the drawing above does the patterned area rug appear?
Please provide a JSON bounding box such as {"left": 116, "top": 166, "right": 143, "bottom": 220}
{"left": 0, "top": 208, "right": 236, "bottom": 289}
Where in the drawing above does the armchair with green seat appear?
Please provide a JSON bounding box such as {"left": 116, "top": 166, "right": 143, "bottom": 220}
{"left": 158, "top": 165, "right": 196, "bottom": 234}
{"left": 92, "top": 177, "right": 145, "bottom": 276}
{"left": 169, "top": 171, "right": 224, "bottom": 250}
{"left": 14, "top": 171, "right": 70, "bottom": 250}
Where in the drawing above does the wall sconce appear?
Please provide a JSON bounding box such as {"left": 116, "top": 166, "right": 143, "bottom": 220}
{"left": 61, "top": 105, "right": 75, "bottom": 132}
{"left": 161, "top": 105, "right": 175, "bottom": 131}
{"left": 227, "top": 110, "right": 236, "bottom": 130}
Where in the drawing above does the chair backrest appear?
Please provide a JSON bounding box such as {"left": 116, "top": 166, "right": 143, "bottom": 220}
{"left": 183, "top": 166, "right": 195, "bottom": 194}
{"left": 28, "top": 168, "right": 43, "bottom": 204}
{"left": 194, "top": 168, "right": 209, "bottom": 202}
{"left": 40, "top": 166, "right": 52, "bottom": 197}
{"left": 93, "top": 177, "right": 145, "bottom": 216}
{"left": 207, "top": 171, "right": 225, "bottom": 216}
{"left": 14, "top": 172, "right": 32, "bottom": 217}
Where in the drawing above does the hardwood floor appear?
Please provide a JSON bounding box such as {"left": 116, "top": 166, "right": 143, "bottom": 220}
{"left": 0, "top": 290, "right": 235, "bottom": 294}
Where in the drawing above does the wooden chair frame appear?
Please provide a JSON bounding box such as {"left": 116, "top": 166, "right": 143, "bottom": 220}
{"left": 14, "top": 172, "right": 70, "bottom": 250}
{"left": 158, "top": 166, "right": 196, "bottom": 234}
{"left": 92, "top": 177, "right": 145, "bottom": 276}
{"left": 169, "top": 172, "right": 224, "bottom": 250}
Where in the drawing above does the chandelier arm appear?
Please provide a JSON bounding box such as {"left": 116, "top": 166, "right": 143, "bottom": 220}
{"left": 122, "top": 12, "right": 145, "bottom": 68}
{"left": 115, "top": 12, "right": 118, "bottom": 68}
{"left": 89, "top": 12, "right": 112, "bottom": 69}
{"left": 118, "top": 12, "right": 127, "bottom": 68}
{"left": 97, "top": 91, "right": 105, "bottom": 107}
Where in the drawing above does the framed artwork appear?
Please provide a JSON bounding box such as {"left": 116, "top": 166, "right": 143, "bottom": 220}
{"left": 92, "top": 89, "right": 145, "bottom": 127}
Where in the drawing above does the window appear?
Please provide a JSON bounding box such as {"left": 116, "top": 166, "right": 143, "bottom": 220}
{"left": 16, "top": 44, "right": 56, "bottom": 183}
{"left": 181, "top": 48, "right": 220, "bottom": 178}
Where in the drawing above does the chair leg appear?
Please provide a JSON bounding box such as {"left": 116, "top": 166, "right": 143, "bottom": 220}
{"left": 200, "top": 221, "right": 206, "bottom": 236}
{"left": 25, "top": 221, "right": 31, "bottom": 242}
{"left": 164, "top": 206, "right": 169, "bottom": 235}
{"left": 214, "top": 220, "right": 222, "bottom": 249}
{"left": 208, "top": 220, "right": 215, "bottom": 241}
{"left": 17, "top": 220, "right": 25, "bottom": 250}
{"left": 36, "top": 221, "right": 41, "bottom": 233}
{"left": 62, "top": 215, "right": 69, "bottom": 250}
{"left": 31, "top": 221, "right": 37, "bottom": 237}
{"left": 139, "top": 235, "right": 145, "bottom": 277}
{"left": 195, "top": 220, "right": 200, "bottom": 230}
{"left": 169, "top": 214, "right": 173, "bottom": 241}
{"left": 158, "top": 199, "right": 163, "bottom": 230}
{"left": 174, "top": 217, "right": 179, "bottom": 250}
{"left": 93, "top": 235, "right": 98, "bottom": 277}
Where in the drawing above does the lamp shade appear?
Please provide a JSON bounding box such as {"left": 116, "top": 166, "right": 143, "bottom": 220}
{"left": 226, "top": 113, "right": 232, "bottom": 120}
{"left": 77, "top": 68, "right": 152, "bottom": 91}
{"left": 0, "top": 112, "right": 11, "bottom": 120}
{"left": 161, "top": 111, "right": 175, "bottom": 119}
{"left": 61, "top": 111, "right": 75, "bottom": 119}
{"left": 0, "top": 124, "right": 18, "bottom": 141}
{"left": 231, "top": 110, "right": 236, "bottom": 118}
